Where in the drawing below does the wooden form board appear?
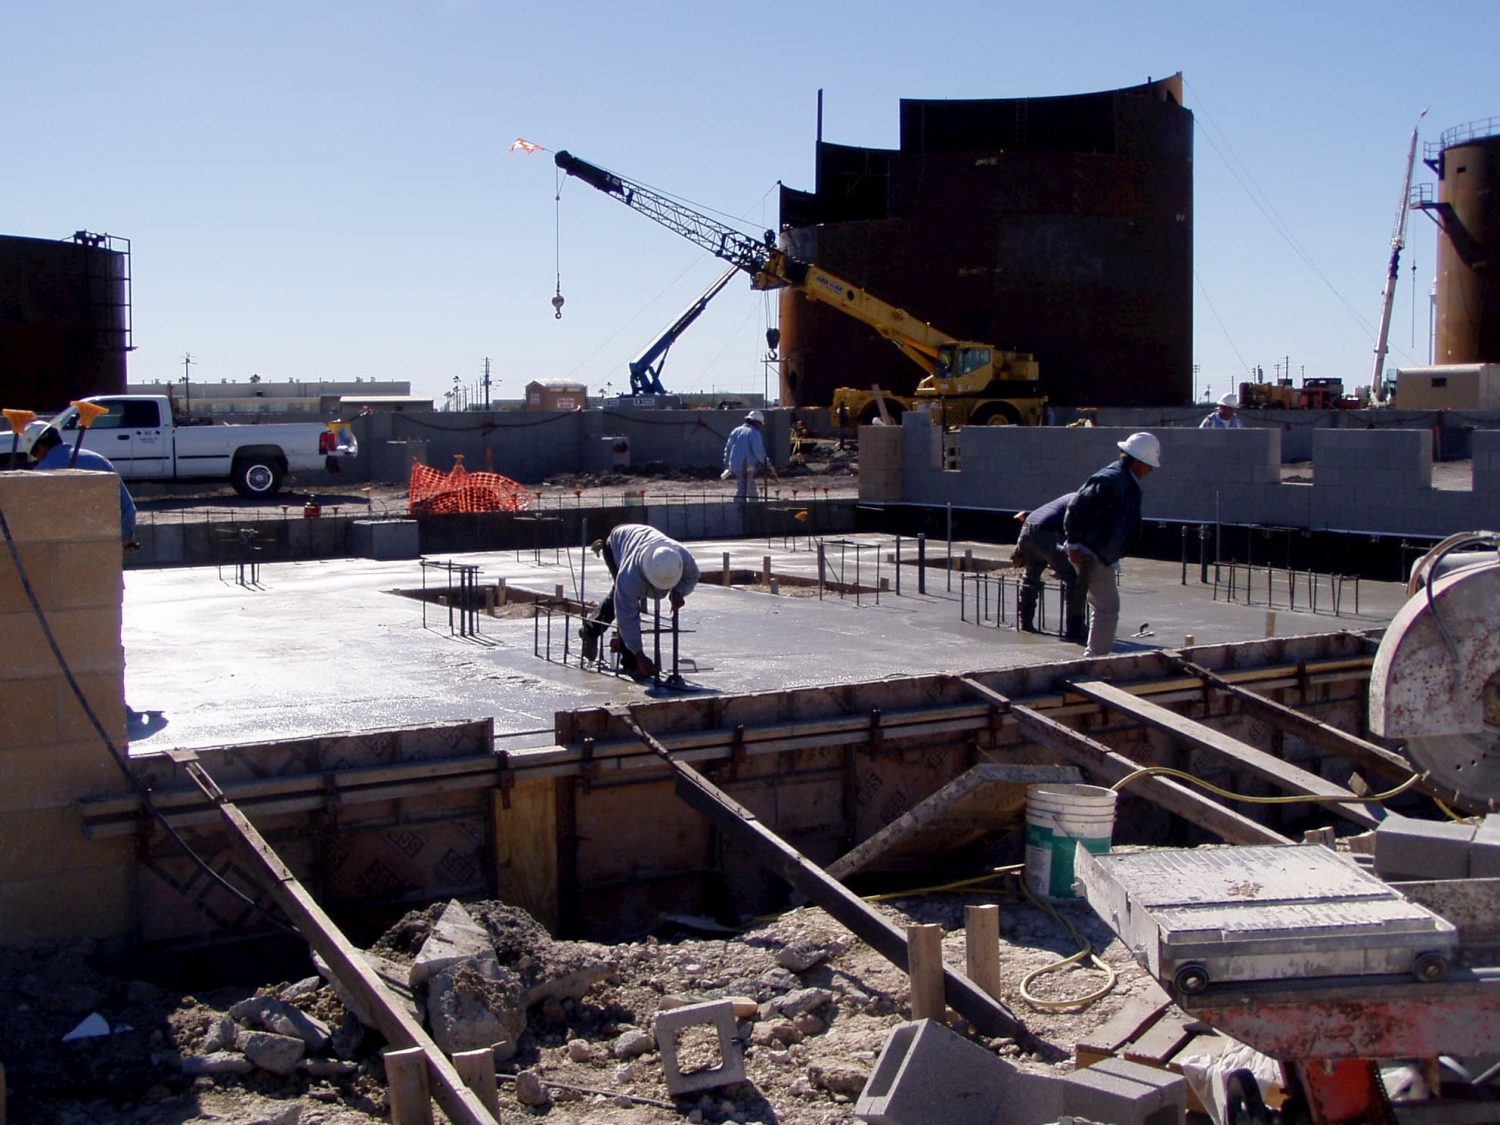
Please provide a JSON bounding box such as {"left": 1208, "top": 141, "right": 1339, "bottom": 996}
{"left": 1066, "top": 678, "right": 1380, "bottom": 829}
{"left": 826, "top": 763, "right": 1082, "bottom": 881}
{"left": 491, "top": 779, "right": 557, "bottom": 931}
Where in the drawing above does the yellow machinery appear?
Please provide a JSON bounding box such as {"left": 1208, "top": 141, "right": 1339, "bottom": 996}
{"left": 554, "top": 151, "right": 1045, "bottom": 428}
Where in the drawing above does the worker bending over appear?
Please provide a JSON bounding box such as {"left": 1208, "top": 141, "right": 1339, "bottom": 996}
{"left": 1013, "top": 492, "right": 1086, "bottom": 641}
{"left": 580, "top": 523, "right": 700, "bottom": 680}
{"left": 30, "top": 426, "right": 138, "bottom": 545}
{"left": 1063, "top": 432, "right": 1159, "bottom": 658}
{"left": 1200, "top": 393, "right": 1242, "bottom": 428}
{"left": 723, "top": 410, "right": 775, "bottom": 503}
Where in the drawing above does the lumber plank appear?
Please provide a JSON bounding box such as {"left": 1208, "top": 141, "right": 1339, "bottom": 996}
{"left": 1123, "top": 1011, "right": 1197, "bottom": 1065}
{"left": 193, "top": 767, "right": 500, "bottom": 1125}
{"left": 958, "top": 678, "right": 1290, "bottom": 846}
{"left": 824, "top": 764, "right": 1078, "bottom": 881}
{"left": 491, "top": 780, "right": 558, "bottom": 932}
{"left": 1172, "top": 658, "right": 1484, "bottom": 816}
{"left": 1075, "top": 991, "right": 1174, "bottom": 1067}
{"left": 618, "top": 709, "right": 1031, "bottom": 1044}
{"left": 1065, "top": 678, "right": 1380, "bottom": 829}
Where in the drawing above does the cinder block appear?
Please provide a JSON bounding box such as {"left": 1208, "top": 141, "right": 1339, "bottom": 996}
{"left": 0, "top": 607, "right": 123, "bottom": 680}
{"left": 48, "top": 541, "right": 122, "bottom": 610}
{"left": 1065, "top": 1057, "right": 1187, "bottom": 1125}
{"left": 1375, "top": 815, "right": 1476, "bottom": 880}
{"left": 0, "top": 541, "right": 56, "bottom": 607}
{"left": 652, "top": 999, "right": 744, "bottom": 1097}
{"left": 856, "top": 1019, "right": 1017, "bottom": 1125}
{"left": 352, "top": 519, "right": 419, "bottom": 561}
{"left": 0, "top": 677, "right": 60, "bottom": 751}
{"left": 0, "top": 806, "right": 79, "bottom": 881}
{"left": 0, "top": 859, "right": 133, "bottom": 943}
{"left": 0, "top": 471, "right": 122, "bottom": 545}
{"left": 54, "top": 671, "right": 127, "bottom": 748}
{"left": 0, "top": 737, "right": 128, "bottom": 811}
{"left": 1472, "top": 814, "right": 1500, "bottom": 878}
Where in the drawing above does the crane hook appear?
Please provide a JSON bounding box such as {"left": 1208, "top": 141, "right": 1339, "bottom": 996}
{"left": 551, "top": 292, "right": 565, "bottom": 320}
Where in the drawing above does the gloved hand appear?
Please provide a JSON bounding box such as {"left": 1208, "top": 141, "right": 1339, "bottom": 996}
{"left": 669, "top": 590, "right": 685, "bottom": 612}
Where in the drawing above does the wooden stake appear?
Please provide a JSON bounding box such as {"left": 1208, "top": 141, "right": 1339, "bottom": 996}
{"left": 1265, "top": 610, "right": 1277, "bottom": 638}
{"left": 722, "top": 551, "right": 731, "bottom": 587}
{"left": 497, "top": 578, "right": 507, "bottom": 606}
{"left": 907, "top": 923, "right": 945, "bottom": 1022}
{"left": 385, "top": 1047, "right": 434, "bottom": 1125}
{"left": 452, "top": 1049, "right": 499, "bottom": 1118}
{"left": 964, "top": 905, "right": 1001, "bottom": 1000}
{"left": 762, "top": 555, "right": 772, "bottom": 588}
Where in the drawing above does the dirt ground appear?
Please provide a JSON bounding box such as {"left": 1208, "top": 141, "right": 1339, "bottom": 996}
{"left": 2, "top": 885, "right": 1154, "bottom": 1125}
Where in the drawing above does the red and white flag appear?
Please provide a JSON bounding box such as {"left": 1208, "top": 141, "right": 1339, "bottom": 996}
{"left": 509, "top": 137, "right": 544, "bottom": 154}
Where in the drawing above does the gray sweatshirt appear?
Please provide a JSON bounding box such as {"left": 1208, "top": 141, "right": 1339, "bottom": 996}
{"left": 606, "top": 524, "right": 701, "bottom": 653}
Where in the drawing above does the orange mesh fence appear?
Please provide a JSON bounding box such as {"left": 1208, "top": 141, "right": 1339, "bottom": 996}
{"left": 409, "top": 458, "right": 533, "bottom": 514}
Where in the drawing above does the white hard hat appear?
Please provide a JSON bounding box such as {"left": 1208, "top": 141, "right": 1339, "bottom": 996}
{"left": 1218, "top": 393, "right": 1239, "bottom": 408}
{"left": 746, "top": 410, "right": 766, "bottom": 424}
{"left": 642, "top": 544, "right": 684, "bottom": 592}
{"left": 1117, "top": 432, "right": 1161, "bottom": 468}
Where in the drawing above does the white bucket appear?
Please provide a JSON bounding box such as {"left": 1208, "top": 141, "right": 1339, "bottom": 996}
{"left": 1024, "top": 783, "right": 1117, "bottom": 898}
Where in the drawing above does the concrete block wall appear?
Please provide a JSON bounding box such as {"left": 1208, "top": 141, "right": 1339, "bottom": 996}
{"left": 859, "top": 425, "right": 905, "bottom": 503}
{"left": 862, "top": 421, "right": 1500, "bottom": 537}
{"left": 0, "top": 470, "right": 133, "bottom": 945}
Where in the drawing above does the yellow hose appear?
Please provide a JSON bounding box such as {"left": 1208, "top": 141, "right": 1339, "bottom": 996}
{"left": 1108, "top": 764, "right": 1426, "bottom": 804}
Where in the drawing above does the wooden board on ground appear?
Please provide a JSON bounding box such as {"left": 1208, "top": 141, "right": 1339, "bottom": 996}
{"left": 825, "top": 764, "right": 1081, "bottom": 881}
{"left": 1074, "top": 980, "right": 1174, "bottom": 1067}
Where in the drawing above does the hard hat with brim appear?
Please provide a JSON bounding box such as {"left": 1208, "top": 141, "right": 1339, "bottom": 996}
{"left": 1117, "top": 432, "right": 1161, "bottom": 468}
{"left": 1218, "top": 393, "right": 1239, "bottom": 408}
{"left": 642, "top": 544, "right": 685, "bottom": 591}
{"left": 746, "top": 410, "right": 766, "bottom": 424}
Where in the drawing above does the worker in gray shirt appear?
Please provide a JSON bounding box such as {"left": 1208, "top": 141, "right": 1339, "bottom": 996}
{"left": 580, "top": 523, "right": 700, "bottom": 679}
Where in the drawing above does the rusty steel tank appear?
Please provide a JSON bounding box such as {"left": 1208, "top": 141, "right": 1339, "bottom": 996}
{"left": 1422, "top": 119, "right": 1500, "bottom": 365}
{"left": 0, "top": 231, "right": 131, "bottom": 412}
{"left": 777, "top": 76, "right": 1192, "bottom": 409}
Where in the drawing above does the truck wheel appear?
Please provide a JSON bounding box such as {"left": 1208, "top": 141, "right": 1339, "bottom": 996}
{"left": 232, "top": 457, "right": 283, "bottom": 499}
{"left": 970, "top": 402, "right": 1022, "bottom": 426}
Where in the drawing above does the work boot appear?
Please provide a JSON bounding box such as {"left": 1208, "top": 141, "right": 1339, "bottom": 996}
{"left": 1018, "top": 584, "right": 1041, "bottom": 633}
{"left": 579, "top": 626, "right": 600, "bottom": 662}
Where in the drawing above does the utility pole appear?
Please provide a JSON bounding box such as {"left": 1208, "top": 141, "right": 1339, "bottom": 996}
{"left": 182, "top": 353, "right": 193, "bottom": 418}
{"left": 483, "top": 358, "right": 492, "bottom": 410}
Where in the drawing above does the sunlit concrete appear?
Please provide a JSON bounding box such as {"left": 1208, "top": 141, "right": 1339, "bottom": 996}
{"left": 122, "top": 536, "right": 1409, "bottom": 754}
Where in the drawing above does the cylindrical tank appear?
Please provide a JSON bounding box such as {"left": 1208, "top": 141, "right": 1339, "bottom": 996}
{"left": 0, "top": 232, "right": 130, "bottom": 412}
{"left": 777, "top": 77, "right": 1193, "bottom": 408}
{"left": 1433, "top": 120, "right": 1500, "bottom": 365}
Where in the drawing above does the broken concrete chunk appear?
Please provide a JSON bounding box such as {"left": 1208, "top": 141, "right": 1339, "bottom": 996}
{"left": 181, "top": 1052, "right": 256, "bottom": 1077}
{"left": 200, "top": 1014, "right": 237, "bottom": 1053}
{"left": 228, "top": 996, "right": 331, "bottom": 1051}
{"left": 311, "top": 950, "right": 424, "bottom": 1029}
{"left": 758, "top": 966, "right": 800, "bottom": 993}
{"left": 514, "top": 1069, "right": 551, "bottom": 1107}
{"left": 775, "top": 940, "right": 830, "bottom": 973}
{"left": 426, "top": 955, "right": 525, "bottom": 1061}
{"left": 808, "top": 1058, "right": 869, "bottom": 1097}
{"left": 278, "top": 976, "right": 323, "bottom": 1003}
{"left": 773, "top": 987, "right": 834, "bottom": 1018}
{"left": 567, "top": 1038, "right": 594, "bottom": 1062}
{"left": 410, "top": 900, "right": 496, "bottom": 987}
{"left": 612, "top": 1027, "right": 656, "bottom": 1059}
{"left": 517, "top": 940, "right": 617, "bottom": 1008}
{"left": 236, "top": 1029, "right": 306, "bottom": 1076}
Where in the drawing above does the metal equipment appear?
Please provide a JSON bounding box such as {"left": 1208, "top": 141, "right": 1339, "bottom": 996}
{"left": 626, "top": 265, "right": 738, "bottom": 396}
{"left": 553, "top": 150, "right": 1045, "bottom": 428}
{"left": 1371, "top": 536, "right": 1500, "bottom": 809}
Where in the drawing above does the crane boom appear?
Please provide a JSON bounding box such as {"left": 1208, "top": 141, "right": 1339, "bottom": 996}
{"left": 1371, "top": 112, "right": 1426, "bottom": 403}
{"left": 628, "top": 265, "right": 739, "bottom": 395}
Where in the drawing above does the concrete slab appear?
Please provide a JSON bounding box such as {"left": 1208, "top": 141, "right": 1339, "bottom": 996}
{"left": 121, "top": 539, "right": 1409, "bottom": 754}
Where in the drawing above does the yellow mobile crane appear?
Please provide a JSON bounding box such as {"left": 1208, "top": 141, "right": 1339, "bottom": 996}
{"left": 554, "top": 151, "right": 1045, "bottom": 427}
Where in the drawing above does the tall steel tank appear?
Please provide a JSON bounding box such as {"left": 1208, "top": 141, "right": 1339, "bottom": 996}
{"left": 0, "top": 232, "right": 131, "bottom": 412}
{"left": 1421, "top": 120, "right": 1500, "bottom": 364}
{"left": 777, "top": 77, "right": 1193, "bottom": 409}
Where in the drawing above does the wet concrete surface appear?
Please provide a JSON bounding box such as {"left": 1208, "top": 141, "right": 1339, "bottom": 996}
{"left": 122, "top": 536, "right": 1409, "bottom": 754}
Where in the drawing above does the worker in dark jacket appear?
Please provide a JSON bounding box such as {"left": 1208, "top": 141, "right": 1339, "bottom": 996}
{"left": 1063, "top": 433, "right": 1160, "bottom": 657}
{"left": 1013, "top": 491, "right": 1085, "bottom": 640}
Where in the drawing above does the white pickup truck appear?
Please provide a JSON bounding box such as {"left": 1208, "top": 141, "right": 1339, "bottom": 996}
{"left": 20, "top": 395, "right": 358, "bottom": 498}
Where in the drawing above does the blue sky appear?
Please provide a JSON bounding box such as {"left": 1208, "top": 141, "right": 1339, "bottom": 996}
{"left": 2, "top": 1, "right": 1493, "bottom": 407}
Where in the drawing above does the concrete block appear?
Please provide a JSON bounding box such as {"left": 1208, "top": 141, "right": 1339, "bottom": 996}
{"left": 856, "top": 1019, "right": 1022, "bottom": 1125}
{"left": 1375, "top": 815, "right": 1476, "bottom": 880}
{"left": 410, "top": 900, "right": 496, "bottom": 986}
{"left": 0, "top": 737, "right": 128, "bottom": 811}
{"left": 1472, "top": 815, "right": 1500, "bottom": 878}
{"left": 352, "top": 519, "right": 420, "bottom": 560}
{"left": 652, "top": 998, "right": 744, "bottom": 1097}
{"left": 0, "top": 677, "right": 60, "bottom": 750}
{"left": 0, "top": 606, "right": 123, "bottom": 679}
{"left": 1065, "top": 1057, "right": 1186, "bottom": 1125}
{"left": 0, "top": 471, "right": 121, "bottom": 545}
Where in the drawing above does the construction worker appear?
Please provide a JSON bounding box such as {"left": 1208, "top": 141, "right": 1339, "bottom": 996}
{"left": 1200, "top": 393, "right": 1242, "bottom": 429}
{"left": 579, "top": 524, "right": 700, "bottom": 680}
{"left": 1063, "top": 432, "right": 1160, "bottom": 658}
{"left": 1013, "top": 493, "right": 1086, "bottom": 641}
{"left": 723, "top": 410, "right": 775, "bottom": 502}
{"left": 29, "top": 425, "right": 138, "bottom": 545}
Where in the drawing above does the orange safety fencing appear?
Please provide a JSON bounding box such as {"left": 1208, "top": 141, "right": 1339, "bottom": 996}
{"left": 409, "top": 457, "right": 533, "bottom": 514}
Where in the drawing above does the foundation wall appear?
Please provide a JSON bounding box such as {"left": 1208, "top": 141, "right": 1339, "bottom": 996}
{"left": 0, "top": 469, "right": 132, "bottom": 944}
{"left": 865, "top": 418, "right": 1500, "bottom": 536}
